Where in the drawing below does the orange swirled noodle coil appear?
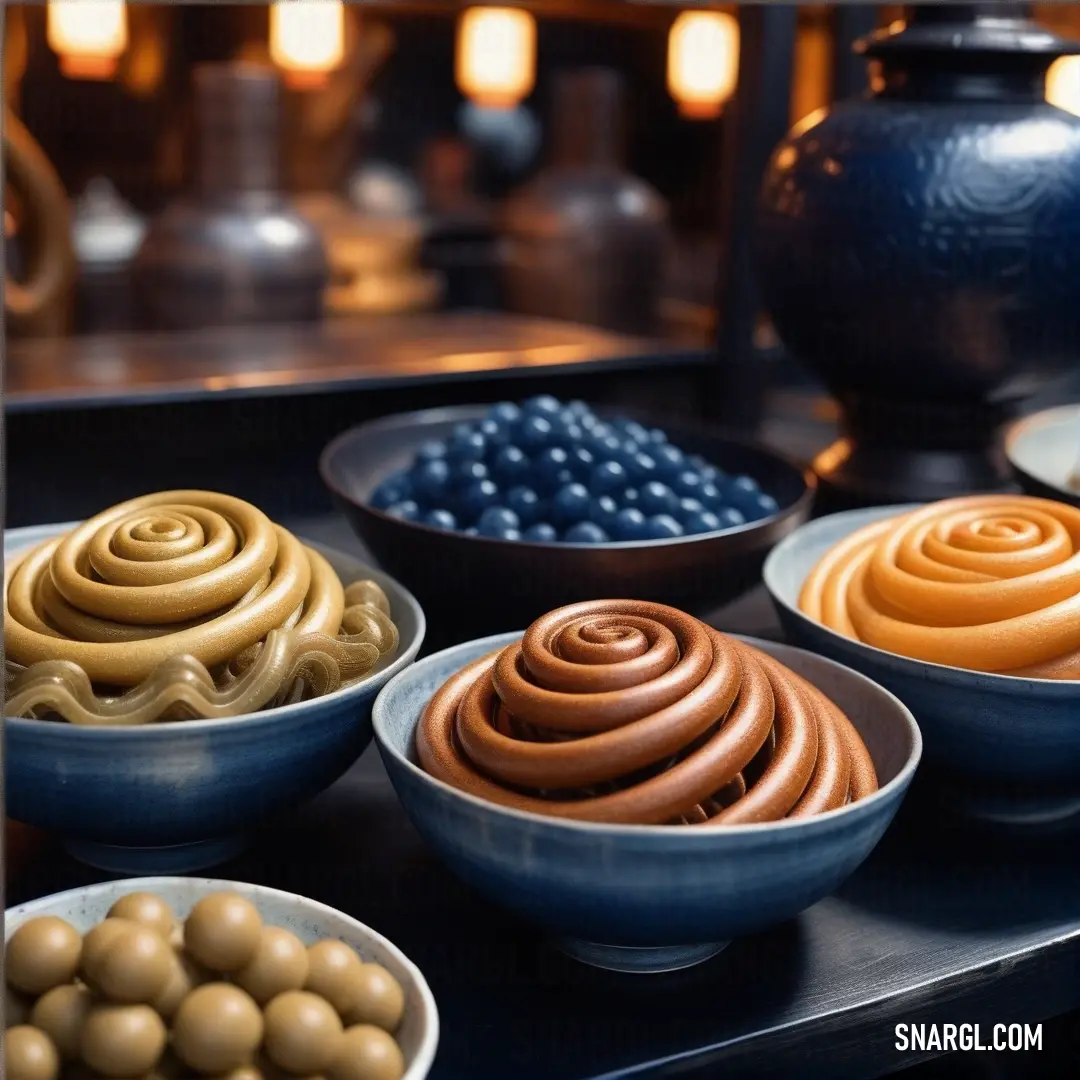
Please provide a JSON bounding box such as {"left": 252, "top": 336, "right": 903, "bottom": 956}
{"left": 4, "top": 491, "right": 399, "bottom": 724}
{"left": 416, "top": 600, "right": 877, "bottom": 825}
{"left": 799, "top": 494, "right": 1080, "bottom": 678}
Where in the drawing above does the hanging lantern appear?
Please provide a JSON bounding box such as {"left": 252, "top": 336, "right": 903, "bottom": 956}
{"left": 667, "top": 10, "right": 739, "bottom": 120}
{"left": 1047, "top": 56, "right": 1080, "bottom": 117}
{"left": 456, "top": 7, "right": 536, "bottom": 110}
{"left": 47, "top": 0, "right": 128, "bottom": 80}
{"left": 270, "top": 0, "right": 346, "bottom": 90}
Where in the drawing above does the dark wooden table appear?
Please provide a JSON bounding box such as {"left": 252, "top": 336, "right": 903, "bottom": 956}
{"left": 9, "top": 516, "right": 1080, "bottom": 1080}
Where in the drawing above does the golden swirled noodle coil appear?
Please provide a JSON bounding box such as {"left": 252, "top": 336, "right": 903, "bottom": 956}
{"left": 416, "top": 601, "right": 877, "bottom": 826}
{"left": 799, "top": 494, "right": 1080, "bottom": 677}
{"left": 4, "top": 491, "right": 399, "bottom": 724}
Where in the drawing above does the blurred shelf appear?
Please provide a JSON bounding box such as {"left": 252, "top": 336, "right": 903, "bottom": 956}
{"left": 4, "top": 312, "right": 711, "bottom": 415}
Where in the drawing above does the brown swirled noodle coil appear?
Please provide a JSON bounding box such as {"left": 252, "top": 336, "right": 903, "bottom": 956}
{"left": 4, "top": 491, "right": 399, "bottom": 725}
{"left": 416, "top": 601, "right": 877, "bottom": 825}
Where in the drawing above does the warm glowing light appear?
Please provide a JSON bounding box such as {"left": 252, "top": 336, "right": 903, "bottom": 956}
{"left": 667, "top": 11, "right": 740, "bottom": 120}
{"left": 456, "top": 7, "right": 536, "bottom": 109}
{"left": 1047, "top": 56, "right": 1080, "bottom": 117}
{"left": 47, "top": 0, "right": 128, "bottom": 80}
{"left": 270, "top": 0, "right": 345, "bottom": 89}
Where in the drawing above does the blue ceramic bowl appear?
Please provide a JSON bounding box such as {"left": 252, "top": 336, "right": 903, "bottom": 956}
{"left": 7, "top": 877, "right": 439, "bottom": 1080}
{"left": 372, "top": 632, "right": 920, "bottom": 975}
{"left": 4, "top": 524, "right": 426, "bottom": 874}
{"left": 764, "top": 506, "right": 1080, "bottom": 827}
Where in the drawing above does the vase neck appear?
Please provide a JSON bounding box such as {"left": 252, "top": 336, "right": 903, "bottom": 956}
{"left": 874, "top": 62, "right": 1048, "bottom": 103}
{"left": 194, "top": 62, "right": 283, "bottom": 196}
{"left": 550, "top": 68, "right": 624, "bottom": 168}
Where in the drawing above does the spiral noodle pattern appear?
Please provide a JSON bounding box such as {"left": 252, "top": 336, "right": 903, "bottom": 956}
{"left": 4, "top": 492, "right": 399, "bottom": 724}
{"left": 799, "top": 494, "right": 1080, "bottom": 678}
{"left": 416, "top": 601, "right": 877, "bottom": 825}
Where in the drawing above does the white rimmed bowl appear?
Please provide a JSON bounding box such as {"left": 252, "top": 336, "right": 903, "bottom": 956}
{"left": 5, "top": 876, "right": 439, "bottom": 1080}
{"left": 1005, "top": 403, "right": 1080, "bottom": 507}
{"left": 4, "top": 524, "right": 426, "bottom": 874}
{"left": 764, "top": 505, "right": 1080, "bottom": 828}
{"left": 371, "top": 631, "right": 920, "bottom": 975}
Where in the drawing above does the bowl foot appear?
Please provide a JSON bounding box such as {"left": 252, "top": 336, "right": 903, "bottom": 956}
{"left": 64, "top": 834, "right": 248, "bottom": 874}
{"left": 555, "top": 938, "right": 729, "bottom": 974}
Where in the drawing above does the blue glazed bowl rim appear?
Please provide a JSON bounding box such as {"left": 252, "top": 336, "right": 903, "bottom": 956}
{"left": 319, "top": 404, "right": 817, "bottom": 551}
{"left": 372, "top": 629, "right": 922, "bottom": 839}
{"left": 4, "top": 523, "right": 427, "bottom": 736}
{"left": 763, "top": 503, "right": 1080, "bottom": 692}
{"left": 6, "top": 875, "right": 440, "bottom": 1080}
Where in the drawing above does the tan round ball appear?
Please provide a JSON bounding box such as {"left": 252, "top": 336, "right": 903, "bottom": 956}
{"left": 328, "top": 1025, "right": 405, "bottom": 1080}
{"left": 151, "top": 948, "right": 207, "bottom": 1020}
{"left": 31, "top": 982, "right": 96, "bottom": 1060}
{"left": 79, "top": 918, "right": 135, "bottom": 975}
{"left": 235, "top": 926, "right": 310, "bottom": 1005}
{"left": 82, "top": 922, "right": 171, "bottom": 1004}
{"left": 5, "top": 917, "right": 83, "bottom": 995}
{"left": 263, "top": 990, "right": 344, "bottom": 1075}
{"left": 305, "top": 940, "right": 365, "bottom": 1015}
{"left": 172, "top": 982, "right": 264, "bottom": 1075}
{"left": 79, "top": 1004, "right": 166, "bottom": 1078}
{"left": 342, "top": 964, "right": 405, "bottom": 1033}
{"left": 106, "top": 893, "right": 176, "bottom": 942}
{"left": 183, "top": 893, "right": 263, "bottom": 972}
{"left": 6, "top": 1025, "right": 61, "bottom": 1080}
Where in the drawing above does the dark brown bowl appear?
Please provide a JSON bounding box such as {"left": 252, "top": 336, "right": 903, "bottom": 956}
{"left": 319, "top": 405, "right": 815, "bottom": 639}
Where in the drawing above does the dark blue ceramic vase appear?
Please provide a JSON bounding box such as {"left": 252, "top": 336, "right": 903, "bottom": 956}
{"left": 757, "top": 5, "right": 1080, "bottom": 507}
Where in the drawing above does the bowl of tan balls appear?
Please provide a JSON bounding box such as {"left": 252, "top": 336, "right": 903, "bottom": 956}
{"left": 4, "top": 877, "right": 439, "bottom": 1080}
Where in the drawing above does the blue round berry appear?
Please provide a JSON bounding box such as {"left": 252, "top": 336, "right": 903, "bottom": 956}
{"left": 698, "top": 464, "right": 724, "bottom": 486}
{"left": 678, "top": 497, "right": 705, "bottom": 518}
{"left": 523, "top": 522, "right": 558, "bottom": 542}
{"left": 371, "top": 472, "right": 412, "bottom": 509}
{"left": 612, "top": 507, "right": 648, "bottom": 541}
{"left": 554, "top": 468, "right": 575, "bottom": 489}
{"left": 424, "top": 509, "right": 457, "bottom": 531}
{"left": 589, "top": 494, "right": 620, "bottom": 530}
{"left": 551, "top": 482, "right": 592, "bottom": 526}
{"left": 506, "top": 486, "right": 542, "bottom": 525}
{"left": 385, "top": 500, "right": 420, "bottom": 522}
{"left": 415, "top": 440, "right": 447, "bottom": 464}
{"left": 628, "top": 452, "right": 658, "bottom": 484}
{"left": 476, "top": 417, "right": 512, "bottom": 449}
{"left": 651, "top": 444, "right": 685, "bottom": 479}
{"left": 446, "top": 426, "right": 486, "bottom": 462}
{"left": 647, "top": 428, "right": 668, "bottom": 445}
{"left": 643, "top": 514, "right": 684, "bottom": 540}
{"left": 621, "top": 421, "right": 651, "bottom": 445}
{"left": 551, "top": 421, "right": 585, "bottom": 447}
{"left": 620, "top": 487, "right": 640, "bottom": 507}
{"left": 464, "top": 527, "right": 479, "bottom": 536}
{"left": 534, "top": 446, "right": 571, "bottom": 490}
{"left": 683, "top": 510, "right": 721, "bottom": 535}
{"left": 523, "top": 394, "right": 563, "bottom": 418}
{"left": 734, "top": 491, "right": 781, "bottom": 522}
{"left": 492, "top": 445, "right": 531, "bottom": 485}
{"left": 728, "top": 474, "right": 761, "bottom": 497}
{"left": 567, "top": 446, "right": 595, "bottom": 480}
{"left": 476, "top": 507, "right": 521, "bottom": 537}
{"left": 461, "top": 480, "right": 500, "bottom": 520}
{"left": 516, "top": 415, "right": 554, "bottom": 452}
{"left": 674, "top": 470, "right": 705, "bottom": 498}
{"left": 715, "top": 506, "right": 748, "bottom": 529}
{"left": 564, "top": 522, "right": 610, "bottom": 544}
{"left": 452, "top": 459, "right": 490, "bottom": 488}
{"left": 588, "top": 430, "right": 623, "bottom": 459}
{"left": 411, "top": 458, "right": 451, "bottom": 501}
{"left": 699, "top": 482, "right": 724, "bottom": 509}
{"left": 590, "top": 460, "right": 628, "bottom": 495}
{"left": 487, "top": 402, "right": 521, "bottom": 426}
{"left": 639, "top": 481, "right": 679, "bottom": 517}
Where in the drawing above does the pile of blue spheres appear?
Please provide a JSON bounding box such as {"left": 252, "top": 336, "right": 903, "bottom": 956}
{"left": 370, "top": 397, "right": 781, "bottom": 543}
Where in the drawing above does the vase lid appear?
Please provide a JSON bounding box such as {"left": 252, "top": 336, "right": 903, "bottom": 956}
{"left": 859, "top": 4, "right": 1080, "bottom": 60}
